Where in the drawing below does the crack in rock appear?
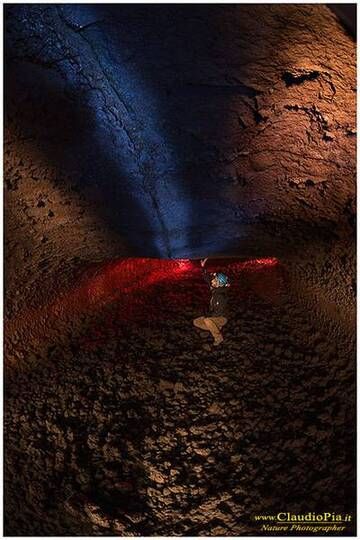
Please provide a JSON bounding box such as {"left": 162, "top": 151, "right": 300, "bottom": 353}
{"left": 282, "top": 69, "right": 320, "bottom": 87}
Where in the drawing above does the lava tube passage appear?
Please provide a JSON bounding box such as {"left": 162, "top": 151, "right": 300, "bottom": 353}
{"left": 4, "top": 3, "right": 356, "bottom": 537}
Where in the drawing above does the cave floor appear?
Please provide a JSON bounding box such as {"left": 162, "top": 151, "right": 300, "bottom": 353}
{"left": 5, "top": 262, "right": 356, "bottom": 536}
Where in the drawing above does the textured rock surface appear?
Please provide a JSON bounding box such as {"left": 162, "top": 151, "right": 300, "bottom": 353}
{"left": 5, "top": 263, "right": 356, "bottom": 536}
{"left": 4, "top": 3, "right": 356, "bottom": 536}
{"left": 5, "top": 4, "right": 355, "bottom": 305}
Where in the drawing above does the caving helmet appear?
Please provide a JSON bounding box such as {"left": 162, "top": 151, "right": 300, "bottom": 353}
{"left": 214, "top": 272, "right": 230, "bottom": 287}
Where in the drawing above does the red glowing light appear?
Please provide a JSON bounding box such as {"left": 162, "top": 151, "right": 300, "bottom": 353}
{"left": 6, "top": 256, "right": 281, "bottom": 354}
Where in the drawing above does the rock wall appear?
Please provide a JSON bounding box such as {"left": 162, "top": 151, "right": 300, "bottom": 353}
{"left": 4, "top": 4, "right": 356, "bottom": 535}
{"left": 5, "top": 4, "right": 355, "bottom": 318}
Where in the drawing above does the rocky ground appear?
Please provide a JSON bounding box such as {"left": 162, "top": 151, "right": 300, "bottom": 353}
{"left": 4, "top": 3, "right": 356, "bottom": 536}
{"left": 5, "top": 261, "right": 356, "bottom": 536}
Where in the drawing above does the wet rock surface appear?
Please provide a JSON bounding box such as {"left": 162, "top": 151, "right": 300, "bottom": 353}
{"left": 5, "top": 265, "right": 356, "bottom": 536}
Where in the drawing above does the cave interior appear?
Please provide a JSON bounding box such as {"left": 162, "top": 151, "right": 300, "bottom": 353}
{"left": 4, "top": 3, "right": 356, "bottom": 536}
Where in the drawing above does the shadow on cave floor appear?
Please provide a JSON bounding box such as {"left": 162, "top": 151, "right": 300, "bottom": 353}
{"left": 5, "top": 261, "right": 356, "bottom": 536}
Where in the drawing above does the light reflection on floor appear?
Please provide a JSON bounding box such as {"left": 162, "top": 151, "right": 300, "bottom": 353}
{"left": 6, "top": 257, "right": 282, "bottom": 359}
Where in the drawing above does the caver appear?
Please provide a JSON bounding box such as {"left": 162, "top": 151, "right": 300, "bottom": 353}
{"left": 193, "top": 257, "right": 230, "bottom": 346}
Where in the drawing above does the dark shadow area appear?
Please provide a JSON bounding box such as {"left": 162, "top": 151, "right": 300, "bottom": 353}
{"left": 328, "top": 4, "right": 356, "bottom": 39}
